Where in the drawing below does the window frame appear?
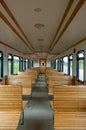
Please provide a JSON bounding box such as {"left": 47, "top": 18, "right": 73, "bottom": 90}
{"left": 53, "top": 59, "right": 56, "bottom": 69}
{"left": 19, "top": 57, "right": 23, "bottom": 72}
{"left": 26, "top": 59, "right": 28, "bottom": 69}
{"left": 57, "top": 59, "right": 60, "bottom": 71}
{"left": 68, "top": 54, "right": 73, "bottom": 76}
{"left": 56, "top": 59, "right": 58, "bottom": 70}
{"left": 60, "top": 57, "right": 63, "bottom": 72}
{"left": 0, "top": 51, "right": 3, "bottom": 79}
{"left": 8, "top": 54, "right": 13, "bottom": 75}
{"left": 63, "top": 55, "right": 68, "bottom": 75}
{"left": 29, "top": 60, "right": 32, "bottom": 68}
{"left": 13, "top": 55, "right": 20, "bottom": 74}
{"left": 24, "top": 58, "right": 26, "bottom": 70}
{"left": 76, "top": 50, "right": 85, "bottom": 83}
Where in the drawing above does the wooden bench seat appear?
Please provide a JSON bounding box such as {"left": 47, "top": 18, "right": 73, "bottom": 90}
{"left": 0, "top": 85, "right": 22, "bottom": 130}
{"left": 0, "top": 112, "right": 21, "bottom": 130}
{"left": 46, "top": 69, "right": 63, "bottom": 77}
{"left": 18, "top": 71, "right": 37, "bottom": 84}
{"left": 54, "top": 112, "right": 86, "bottom": 130}
{"left": 23, "top": 101, "right": 28, "bottom": 109}
{"left": 54, "top": 85, "right": 86, "bottom": 111}
{"left": 48, "top": 76, "right": 74, "bottom": 86}
{"left": 54, "top": 85, "right": 86, "bottom": 130}
{"left": 5, "top": 75, "right": 32, "bottom": 95}
{"left": 0, "top": 76, "right": 29, "bottom": 111}
{"left": 50, "top": 101, "right": 53, "bottom": 108}
{"left": 48, "top": 76, "right": 75, "bottom": 95}
{"left": 46, "top": 72, "right": 64, "bottom": 77}
{"left": 0, "top": 77, "right": 5, "bottom": 85}
{"left": 25, "top": 69, "right": 38, "bottom": 77}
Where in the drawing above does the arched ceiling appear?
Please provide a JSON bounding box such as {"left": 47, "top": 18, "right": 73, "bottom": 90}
{"left": 0, "top": 0, "right": 86, "bottom": 60}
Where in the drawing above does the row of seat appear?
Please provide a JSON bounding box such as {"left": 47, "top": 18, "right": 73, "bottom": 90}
{"left": 0, "top": 68, "right": 40, "bottom": 130}
{"left": 0, "top": 67, "right": 49, "bottom": 130}
{"left": 46, "top": 68, "right": 86, "bottom": 130}
{"left": 0, "top": 67, "right": 86, "bottom": 129}
{"left": 0, "top": 85, "right": 22, "bottom": 130}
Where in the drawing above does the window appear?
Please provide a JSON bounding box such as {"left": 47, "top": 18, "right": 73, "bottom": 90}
{"left": 68, "top": 55, "right": 73, "bottom": 76}
{"left": 60, "top": 58, "right": 63, "bottom": 72}
{"left": 40, "top": 59, "right": 46, "bottom": 67}
{"left": 52, "top": 59, "right": 56, "bottom": 69}
{"left": 19, "top": 57, "right": 23, "bottom": 72}
{"left": 58, "top": 60, "right": 60, "bottom": 71}
{"left": 77, "top": 50, "right": 85, "bottom": 82}
{"left": 51, "top": 61, "right": 54, "bottom": 68}
{"left": 32, "top": 60, "right": 33, "bottom": 67}
{"left": 8, "top": 54, "right": 13, "bottom": 75}
{"left": 0, "top": 51, "right": 3, "bottom": 79}
{"left": 24, "top": 59, "right": 26, "bottom": 70}
{"left": 28, "top": 59, "right": 30, "bottom": 68}
{"left": 29, "top": 60, "right": 32, "bottom": 68}
{"left": 26, "top": 59, "right": 28, "bottom": 69}
{"left": 63, "top": 56, "right": 68, "bottom": 74}
{"left": 56, "top": 59, "right": 58, "bottom": 70}
{"left": 13, "top": 56, "right": 19, "bottom": 74}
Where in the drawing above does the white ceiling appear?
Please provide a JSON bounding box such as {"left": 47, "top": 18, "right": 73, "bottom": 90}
{"left": 0, "top": 0, "right": 86, "bottom": 59}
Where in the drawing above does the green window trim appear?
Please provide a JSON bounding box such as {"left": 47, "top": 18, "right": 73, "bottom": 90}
{"left": 0, "top": 51, "right": 3, "bottom": 78}
{"left": 77, "top": 50, "right": 85, "bottom": 83}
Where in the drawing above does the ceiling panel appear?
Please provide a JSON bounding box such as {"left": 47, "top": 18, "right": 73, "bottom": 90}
{"left": 3, "top": 0, "right": 69, "bottom": 51}
{"left": 0, "top": 0, "right": 86, "bottom": 59}
{"left": 51, "top": 1, "right": 86, "bottom": 54}
{"left": 0, "top": 19, "right": 32, "bottom": 53}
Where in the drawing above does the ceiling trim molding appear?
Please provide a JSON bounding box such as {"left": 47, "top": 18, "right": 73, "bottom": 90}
{"left": 1, "top": 0, "right": 34, "bottom": 49}
{"left": 49, "top": 0, "right": 74, "bottom": 49}
{"left": 50, "top": 0, "right": 85, "bottom": 51}
{"left": 0, "top": 41, "right": 23, "bottom": 54}
{"left": 34, "top": 51, "right": 49, "bottom": 53}
{"left": 1, "top": 12, "right": 33, "bottom": 51}
{"left": 60, "top": 37, "right": 86, "bottom": 54}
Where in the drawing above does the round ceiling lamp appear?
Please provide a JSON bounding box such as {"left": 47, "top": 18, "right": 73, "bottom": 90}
{"left": 34, "top": 23, "right": 44, "bottom": 29}
{"left": 34, "top": 8, "right": 42, "bottom": 12}
{"left": 37, "top": 38, "right": 44, "bottom": 41}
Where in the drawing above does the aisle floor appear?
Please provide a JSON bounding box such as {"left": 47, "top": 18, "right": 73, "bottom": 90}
{"left": 17, "top": 74, "right": 54, "bottom": 130}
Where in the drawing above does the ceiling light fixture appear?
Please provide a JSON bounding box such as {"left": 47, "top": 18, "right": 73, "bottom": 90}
{"left": 37, "top": 38, "right": 44, "bottom": 41}
{"left": 34, "top": 8, "right": 42, "bottom": 12}
{"left": 34, "top": 24, "right": 44, "bottom": 29}
{"left": 39, "top": 45, "right": 43, "bottom": 47}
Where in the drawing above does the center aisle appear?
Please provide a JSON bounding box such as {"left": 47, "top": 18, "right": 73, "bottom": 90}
{"left": 18, "top": 74, "right": 54, "bottom": 130}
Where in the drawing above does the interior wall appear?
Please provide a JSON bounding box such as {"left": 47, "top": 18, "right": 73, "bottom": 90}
{"left": 0, "top": 44, "right": 28, "bottom": 76}
{"left": 46, "top": 60, "right": 51, "bottom": 67}
{"left": 33, "top": 59, "right": 51, "bottom": 67}
{"left": 58, "top": 40, "right": 86, "bottom": 81}
{"left": 33, "top": 60, "right": 39, "bottom": 67}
